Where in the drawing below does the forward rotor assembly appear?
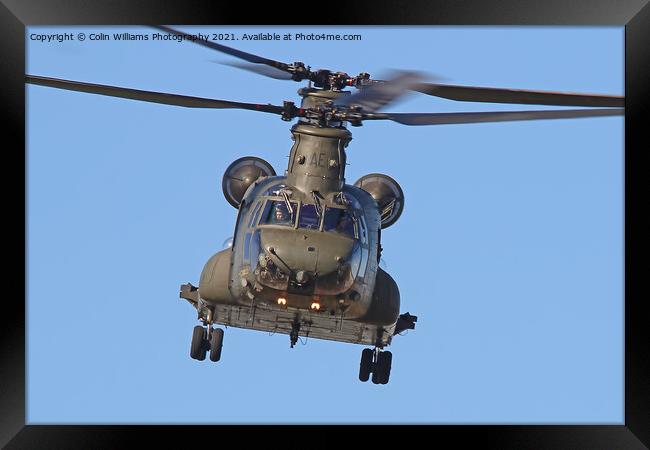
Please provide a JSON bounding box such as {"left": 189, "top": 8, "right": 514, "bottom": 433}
{"left": 26, "top": 25, "right": 624, "bottom": 127}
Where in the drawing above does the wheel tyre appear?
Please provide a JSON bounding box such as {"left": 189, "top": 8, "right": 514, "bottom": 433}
{"left": 378, "top": 351, "right": 392, "bottom": 384}
{"left": 371, "top": 364, "right": 382, "bottom": 384}
{"left": 359, "top": 348, "right": 373, "bottom": 382}
{"left": 371, "top": 350, "right": 383, "bottom": 384}
{"left": 209, "top": 328, "right": 225, "bottom": 362}
{"left": 190, "top": 326, "right": 207, "bottom": 360}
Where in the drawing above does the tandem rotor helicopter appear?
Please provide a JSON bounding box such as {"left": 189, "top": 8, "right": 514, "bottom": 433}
{"left": 26, "top": 26, "right": 624, "bottom": 385}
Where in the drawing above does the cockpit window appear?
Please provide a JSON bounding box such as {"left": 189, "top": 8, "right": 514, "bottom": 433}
{"left": 298, "top": 204, "right": 320, "bottom": 230}
{"left": 323, "top": 207, "right": 356, "bottom": 238}
{"left": 261, "top": 200, "right": 296, "bottom": 227}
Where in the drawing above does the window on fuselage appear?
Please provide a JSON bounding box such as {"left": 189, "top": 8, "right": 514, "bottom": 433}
{"left": 298, "top": 204, "right": 320, "bottom": 230}
{"left": 260, "top": 200, "right": 296, "bottom": 227}
{"left": 323, "top": 207, "right": 356, "bottom": 238}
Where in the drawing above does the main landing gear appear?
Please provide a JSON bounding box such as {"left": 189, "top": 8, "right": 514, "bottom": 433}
{"left": 359, "top": 347, "right": 392, "bottom": 384}
{"left": 190, "top": 325, "right": 225, "bottom": 362}
{"left": 189, "top": 307, "right": 225, "bottom": 362}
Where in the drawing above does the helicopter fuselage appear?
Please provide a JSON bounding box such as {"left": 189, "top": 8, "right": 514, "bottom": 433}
{"left": 193, "top": 88, "right": 404, "bottom": 346}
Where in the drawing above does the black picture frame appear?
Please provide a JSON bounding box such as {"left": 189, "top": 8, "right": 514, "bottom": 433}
{"left": 3, "top": 1, "right": 648, "bottom": 448}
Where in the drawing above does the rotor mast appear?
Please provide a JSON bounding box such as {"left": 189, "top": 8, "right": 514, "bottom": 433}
{"left": 285, "top": 88, "right": 352, "bottom": 195}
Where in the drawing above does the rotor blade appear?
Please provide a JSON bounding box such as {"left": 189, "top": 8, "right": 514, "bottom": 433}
{"left": 368, "top": 108, "right": 623, "bottom": 126}
{"left": 335, "top": 71, "right": 424, "bottom": 112}
{"left": 413, "top": 83, "right": 624, "bottom": 107}
{"left": 154, "top": 26, "right": 291, "bottom": 73}
{"left": 26, "top": 75, "right": 285, "bottom": 114}
{"left": 217, "top": 60, "right": 294, "bottom": 80}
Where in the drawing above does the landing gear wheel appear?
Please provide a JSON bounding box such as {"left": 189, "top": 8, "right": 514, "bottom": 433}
{"left": 371, "top": 350, "right": 393, "bottom": 384}
{"left": 209, "top": 328, "right": 225, "bottom": 362}
{"left": 359, "top": 348, "right": 373, "bottom": 382}
{"left": 377, "top": 351, "right": 392, "bottom": 384}
{"left": 190, "top": 325, "right": 207, "bottom": 361}
{"left": 371, "top": 364, "right": 382, "bottom": 384}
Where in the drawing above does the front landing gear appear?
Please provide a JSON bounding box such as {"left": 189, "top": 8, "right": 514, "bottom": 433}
{"left": 358, "top": 347, "right": 392, "bottom": 384}
{"left": 189, "top": 307, "right": 225, "bottom": 362}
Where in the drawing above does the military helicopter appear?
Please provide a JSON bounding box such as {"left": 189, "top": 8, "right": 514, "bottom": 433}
{"left": 26, "top": 26, "right": 624, "bottom": 385}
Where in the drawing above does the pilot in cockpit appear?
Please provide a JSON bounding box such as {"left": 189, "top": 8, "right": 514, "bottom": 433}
{"left": 336, "top": 212, "right": 353, "bottom": 234}
{"left": 271, "top": 203, "right": 291, "bottom": 225}
{"left": 322, "top": 207, "right": 355, "bottom": 237}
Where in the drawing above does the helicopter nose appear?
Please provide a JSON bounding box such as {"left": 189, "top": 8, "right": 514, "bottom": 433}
{"left": 260, "top": 229, "right": 355, "bottom": 276}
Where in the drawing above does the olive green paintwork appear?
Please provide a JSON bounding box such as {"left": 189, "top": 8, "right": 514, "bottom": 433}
{"left": 286, "top": 124, "right": 351, "bottom": 194}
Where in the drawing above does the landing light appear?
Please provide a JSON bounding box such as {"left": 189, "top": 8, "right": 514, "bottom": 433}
{"left": 310, "top": 302, "right": 321, "bottom": 311}
{"left": 277, "top": 298, "right": 287, "bottom": 306}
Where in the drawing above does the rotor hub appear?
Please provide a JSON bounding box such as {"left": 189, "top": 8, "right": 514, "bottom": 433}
{"left": 297, "top": 87, "right": 350, "bottom": 127}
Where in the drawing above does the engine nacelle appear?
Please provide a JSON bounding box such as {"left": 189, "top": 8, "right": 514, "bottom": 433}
{"left": 354, "top": 173, "right": 405, "bottom": 229}
{"left": 222, "top": 156, "right": 276, "bottom": 208}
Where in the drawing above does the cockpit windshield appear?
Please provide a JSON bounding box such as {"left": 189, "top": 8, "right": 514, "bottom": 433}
{"left": 260, "top": 200, "right": 296, "bottom": 227}
{"left": 259, "top": 199, "right": 359, "bottom": 239}
{"left": 323, "top": 207, "right": 356, "bottom": 238}
{"left": 298, "top": 204, "right": 320, "bottom": 230}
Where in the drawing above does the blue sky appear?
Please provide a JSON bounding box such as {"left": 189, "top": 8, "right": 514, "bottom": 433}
{"left": 26, "top": 26, "right": 623, "bottom": 423}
